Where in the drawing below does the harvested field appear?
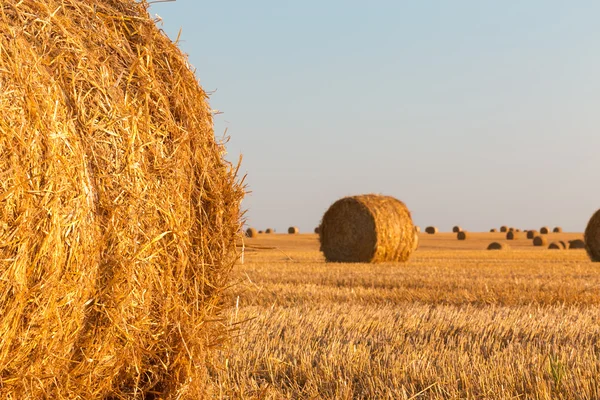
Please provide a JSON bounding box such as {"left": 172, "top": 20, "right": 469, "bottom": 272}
{"left": 209, "top": 231, "right": 597, "bottom": 399}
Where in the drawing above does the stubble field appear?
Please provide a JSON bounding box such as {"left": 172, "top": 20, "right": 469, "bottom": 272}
{"left": 209, "top": 232, "right": 600, "bottom": 399}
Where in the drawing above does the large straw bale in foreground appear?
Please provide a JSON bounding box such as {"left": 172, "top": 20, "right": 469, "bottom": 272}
{"left": 319, "top": 194, "right": 416, "bottom": 263}
{"left": 0, "top": 1, "right": 243, "bottom": 398}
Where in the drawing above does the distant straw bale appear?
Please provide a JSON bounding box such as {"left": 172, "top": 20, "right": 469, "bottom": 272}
{"left": 527, "top": 230, "right": 538, "bottom": 239}
{"left": 0, "top": 1, "right": 244, "bottom": 398}
{"left": 258, "top": 230, "right": 264, "bottom": 234}
{"left": 548, "top": 242, "right": 565, "bottom": 250}
{"left": 314, "top": 226, "right": 321, "bottom": 234}
{"left": 487, "top": 242, "right": 508, "bottom": 250}
{"left": 452, "top": 226, "right": 462, "bottom": 233}
{"left": 425, "top": 226, "right": 438, "bottom": 234}
{"left": 490, "top": 228, "right": 497, "bottom": 233}
{"left": 553, "top": 227, "right": 563, "bottom": 233}
{"left": 457, "top": 231, "right": 468, "bottom": 240}
{"left": 533, "top": 236, "right": 548, "bottom": 246}
{"left": 509, "top": 227, "right": 515, "bottom": 232}
{"left": 246, "top": 228, "right": 258, "bottom": 238}
{"left": 585, "top": 209, "right": 600, "bottom": 261}
{"left": 500, "top": 226, "right": 508, "bottom": 232}
{"left": 319, "top": 194, "right": 417, "bottom": 263}
{"left": 540, "top": 227, "right": 550, "bottom": 234}
{"left": 288, "top": 226, "right": 299, "bottom": 234}
{"left": 265, "top": 228, "right": 274, "bottom": 234}
{"left": 569, "top": 239, "right": 585, "bottom": 249}
{"left": 506, "top": 231, "right": 520, "bottom": 240}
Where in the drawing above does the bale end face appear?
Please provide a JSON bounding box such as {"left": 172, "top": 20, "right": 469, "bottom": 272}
{"left": 506, "top": 231, "right": 520, "bottom": 240}
{"left": 500, "top": 226, "right": 508, "bottom": 233}
{"left": 425, "top": 226, "right": 438, "bottom": 234}
{"left": 288, "top": 226, "right": 299, "bottom": 234}
{"left": 457, "top": 231, "right": 468, "bottom": 240}
{"left": 246, "top": 228, "right": 258, "bottom": 238}
{"left": 487, "top": 242, "right": 508, "bottom": 250}
{"left": 452, "top": 226, "right": 462, "bottom": 233}
{"left": 585, "top": 209, "right": 600, "bottom": 261}
{"left": 526, "top": 230, "right": 538, "bottom": 239}
{"left": 540, "top": 227, "right": 550, "bottom": 234}
{"left": 553, "top": 227, "right": 563, "bottom": 233}
{"left": 569, "top": 239, "right": 585, "bottom": 249}
{"left": 533, "top": 236, "right": 548, "bottom": 247}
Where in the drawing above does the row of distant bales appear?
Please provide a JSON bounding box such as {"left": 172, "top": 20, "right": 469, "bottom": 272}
{"left": 245, "top": 224, "right": 585, "bottom": 250}
{"left": 426, "top": 225, "right": 585, "bottom": 250}
{"left": 242, "top": 193, "right": 600, "bottom": 263}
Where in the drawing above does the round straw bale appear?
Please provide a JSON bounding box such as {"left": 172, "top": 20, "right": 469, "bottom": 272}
{"left": 527, "top": 230, "right": 539, "bottom": 239}
{"left": 490, "top": 228, "right": 497, "bottom": 233}
{"left": 265, "top": 228, "right": 274, "bottom": 234}
{"left": 500, "top": 226, "right": 508, "bottom": 232}
{"left": 540, "top": 226, "right": 550, "bottom": 234}
{"left": 509, "top": 227, "right": 515, "bottom": 232}
{"left": 0, "top": 2, "right": 244, "bottom": 398}
{"left": 553, "top": 226, "right": 563, "bottom": 233}
{"left": 548, "top": 241, "right": 566, "bottom": 250}
{"left": 569, "top": 239, "right": 585, "bottom": 249}
{"left": 457, "top": 231, "right": 468, "bottom": 240}
{"left": 246, "top": 228, "right": 258, "bottom": 238}
{"left": 314, "top": 226, "right": 321, "bottom": 234}
{"left": 487, "top": 242, "right": 508, "bottom": 250}
{"left": 585, "top": 209, "right": 600, "bottom": 261}
{"left": 533, "top": 235, "right": 548, "bottom": 246}
{"left": 516, "top": 229, "right": 521, "bottom": 232}
{"left": 288, "top": 226, "right": 299, "bottom": 234}
{"left": 425, "top": 226, "right": 438, "bottom": 234}
{"left": 258, "top": 230, "right": 264, "bottom": 234}
{"left": 452, "top": 225, "right": 462, "bottom": 233}
{"left": 506, "top": 231, "right": 520, "bottom": 240}
{"left": 319, "top": 194, "right": 416, "bottom": 263}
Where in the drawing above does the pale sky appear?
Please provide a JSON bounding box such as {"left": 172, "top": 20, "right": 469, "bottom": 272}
{"left": 149, "top": 1, "right": 600, "bottom": 233}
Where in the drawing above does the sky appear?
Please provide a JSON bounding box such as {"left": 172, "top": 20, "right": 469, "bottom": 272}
{"left": 149, "top": 1, "right": 600, "bottom": 233}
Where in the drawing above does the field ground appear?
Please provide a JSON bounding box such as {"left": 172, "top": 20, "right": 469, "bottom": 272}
{"left": 209, "top": 232, "right": 600, "bottom": 399}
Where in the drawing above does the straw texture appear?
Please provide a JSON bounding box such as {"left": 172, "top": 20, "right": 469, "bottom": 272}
{"left": 0, "top": 1, "right": 243, "bottom": 398}
{"left": 319, "top": 194, "right": 416, "bottom": 263}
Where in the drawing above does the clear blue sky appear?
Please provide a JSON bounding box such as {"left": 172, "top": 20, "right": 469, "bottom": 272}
{"left": 149, "top": 1, "right": 599, "bottom": 233}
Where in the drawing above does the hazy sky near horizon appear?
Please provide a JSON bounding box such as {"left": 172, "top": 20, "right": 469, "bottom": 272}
{"left": 149, "top": 1, "right": 599, "bottom": 233}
